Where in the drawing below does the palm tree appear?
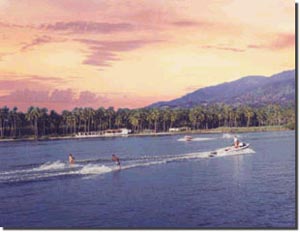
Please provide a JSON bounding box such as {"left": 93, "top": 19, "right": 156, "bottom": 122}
{"left": 256, "top": 108, "right": 267, "bottom": 127}
{"left": 161, "top": 108, "right": 170, "bottom": 131}
{"left": 25, "top": 106, "right": 42, "bottom": 139}
{"left": 8, "top": 107, "right": 18, "bottom": 137}
{"left": 62, "top": 110, "right": 71, "bottom": 134}
{"left": 40, "top": 108, "right": 48, "bottom": 136}
{"left": 139, "top": 109, "right": 148, "bottom": 131}
{"left": 222, "top": 104, "right": 230, "bottom": 127}
{"left": 49, "top": 110, "right": 61, "bottom": 135}
{"left": 95, "top": 107, "right": 105, "bottom": 131}
{"left": 115, "top": 108, "right": 129, "bottom": 128}
{"left": 244, "top": 106, "right": 254, "bottom": 127}
{"left": 129, "top": 110, "right": 140, "bottom": 132}
{"left": 0, "top": 106, "right": 9, "bottom": 137}
{"left": 205, "top": 107, "right": 214, "bottom": 129}
{"left": 189, "top": 107, "right": 205, "bottom": 129}
{"left": 149, "top": 109, "right": 160, "bottom": 132}
{"left": 235, "top": 106, "right": 245, "bottom": 127}
{"left": 170, "top": 110, "right": 178, "bottom": 129}
{"left": 85, "top": 107, "right": 95, "bottom": 132}
{"left": 106, "top": 107, "right": 115, "bottom": 129}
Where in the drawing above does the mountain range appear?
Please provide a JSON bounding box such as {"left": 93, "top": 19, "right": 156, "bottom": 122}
{"left": 148, "top": 70, "right": 295, "bottom": 108}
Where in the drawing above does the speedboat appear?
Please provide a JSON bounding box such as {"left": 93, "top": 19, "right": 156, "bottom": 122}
{"left": 210, "top": 143, "right": 250, "bottom": 157}
{"left": 224, "top": 142, "right": 249, "bottom": 152}
{"left": 184, "top": 135, "right": 193, "bottom": 141}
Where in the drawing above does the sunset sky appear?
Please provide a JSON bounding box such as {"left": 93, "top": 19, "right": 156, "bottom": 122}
{"left": 0, "top": 0, "right": 295, "bottom": 112}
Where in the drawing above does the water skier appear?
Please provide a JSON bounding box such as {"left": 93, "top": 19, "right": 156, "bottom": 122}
{"left": 234, "top": 135, "right": 239, "bottom": 148}
{"left": 69, "top": 153, "right": 75, "bottom": 165}
{"left": 112, "top": 154, "right": 121, "bottom": 169}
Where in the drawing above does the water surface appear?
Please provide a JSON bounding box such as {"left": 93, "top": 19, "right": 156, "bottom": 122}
{"left": 0, "top": 131, "right": 295, "bottom": 228}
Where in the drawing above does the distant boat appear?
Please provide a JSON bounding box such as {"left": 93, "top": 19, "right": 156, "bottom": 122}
{"left": 184, "top": 135, "right": 193, "bottom": 141}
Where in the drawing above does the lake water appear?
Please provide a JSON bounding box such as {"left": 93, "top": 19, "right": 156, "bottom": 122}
{"left": 0, "top": 131, "right": 296, "bottom": 228}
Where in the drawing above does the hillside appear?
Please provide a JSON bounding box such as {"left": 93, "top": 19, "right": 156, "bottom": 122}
{"left": 148, "top": 70, "right": 295, "bottom": 108}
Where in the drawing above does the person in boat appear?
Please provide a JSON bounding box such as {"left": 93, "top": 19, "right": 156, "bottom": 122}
{"left": 112, "top": 154, "right": 121, "bottom": 169}
{"left": 68, "top": 153, "right": 75, "bottom": 164}
{"left": 234, "top": 136, "right": 239, "bottom": 148}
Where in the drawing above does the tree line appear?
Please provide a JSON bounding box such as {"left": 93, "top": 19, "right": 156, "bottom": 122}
{"left": 0, "top": 104, "right": 295, "bottom": 139}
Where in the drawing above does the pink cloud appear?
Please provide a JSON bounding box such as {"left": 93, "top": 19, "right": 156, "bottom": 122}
{"left": 0, "top": 21, "right": 26, "bottom": 29}
{"left": 83, "top": 49, "right": 119, "bottom": 67}
{"left": 45, "top": 0, "right": 103, "bottom": 13}
{"left": 248, "top": 33, "right": 294, "bottom": 50}
{"left": 76, "top": 91, "right": 109, "bottom": 107}
{"left": 172, "top": 20, "right": 210, "bottom": 27}
{"left": 268, "top": 33, "right": 295, "bottom": 49}
{"left": 0, "top": 86, "right": 175, "bottom": 112}
{"left": 0, "top": 89, "right": 109, "bottom": 113}
{"left": 76, "top": 39, "right": 162, "bottom": 67}
{"left": 39, "top": 21, "right": 134, "bottom": 34}
{"left": 247, "top": 44, "right": 263, "bottom": 49}
{"left": 0, "top": 74, "right": 66, "bottom": 90}
{"left": 202, "top": 45, "right": 245, "bottom": 52}
{"left": 0, "top": 52, "right": 10, "bottom": 61}
{"left": 20, "top": 35, "right": 66, "bottom": 51}
{"left": 49, "top": 89, "right": 75, "bottom": 103}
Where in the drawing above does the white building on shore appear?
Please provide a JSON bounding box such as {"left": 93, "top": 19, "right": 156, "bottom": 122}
{"left": 169, "top": 127, "right": 191, "bottom": 132}
{"left": 104, "top": 128, "right": 132, "bottom": 136}
{"left": 75, "top": 128, "right": 132, "bottom": 138}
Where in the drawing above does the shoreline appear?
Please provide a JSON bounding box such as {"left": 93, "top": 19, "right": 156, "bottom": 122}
{"left": 0, "top": 126, "right": 291, "bottom": 143}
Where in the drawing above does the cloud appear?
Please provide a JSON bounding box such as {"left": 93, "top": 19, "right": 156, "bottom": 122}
{"left": 203, "top": 33, "right": 294, "bottom": 53}
{"left": 75, "top": 39, "right": 162, "bottom": 67}
{"left": 0, "top": 86, "right": 173, "bottom": 112}
{"left": 39, "top": 21, "right": 135, "bottom": 34}
{"left": 0, "top": 89, "right": 108, "bottom": 113}
{"left": 202, "top": 45, "right": 245, "bottom": 52}
{"left": 172, "top": 20, "right": 209, "bottom": 27}
{"left": 267, "top": 33, "right": 295, "bottom": 49}
{"left": 247, "top": 44, "right": 263, "bottom": 49}
{"left": 82, "top": 48, "right": 119, "bottom": 67}
{"left": 0, "top": 21, "right": 26, "bottom": 29}
{"left": 44, "top": 0, "right": 104, "bottom": 13}
{"left": 77, "top": 91, "right": 109, "bottom": 106}
{"left": 248, "top": 33, "right": 294, "bottom": 50}
{"left": 49, "top": 89, "right": 74, "bottom": 103}
{"left": 0, "top": 52, "right": 10, "bottom": 61}
{"left": 0, "top": 74, "right": 66, "bottom": 88}
{"left": 21, "top": 35, "right": 65, "bottom": 51}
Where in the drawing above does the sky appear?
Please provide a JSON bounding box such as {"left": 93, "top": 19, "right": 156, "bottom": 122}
{"left": 0, "top": 0, "right": 295, "bottom": 113}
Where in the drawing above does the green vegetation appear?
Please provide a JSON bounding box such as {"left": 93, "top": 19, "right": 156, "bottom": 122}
{"left": 0, "top": 104, "right": 295, "bottom": 140}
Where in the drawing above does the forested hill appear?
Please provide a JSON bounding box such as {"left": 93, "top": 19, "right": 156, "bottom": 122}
{"left": 149, "top": 70, "right": 295, "bottom": 108}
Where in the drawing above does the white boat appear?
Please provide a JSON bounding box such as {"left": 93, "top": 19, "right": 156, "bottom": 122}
{"left": 224, "top": 143, "right": 250, "bottom": 152}
{"left": 184, "top": 135, "right": 193, "bottom": 141}
{"left": 210, "top": 143, "right": 250, "bottom": 157}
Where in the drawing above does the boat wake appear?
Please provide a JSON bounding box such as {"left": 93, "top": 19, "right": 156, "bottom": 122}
{"left": 177, "top": 137, "right": 215, "bottom": 142}
{"left": 0, "top": 147, "right": 255, "bottom": 184}
{"left": 222, "top": 133, "right": 244, "bottom": 139}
